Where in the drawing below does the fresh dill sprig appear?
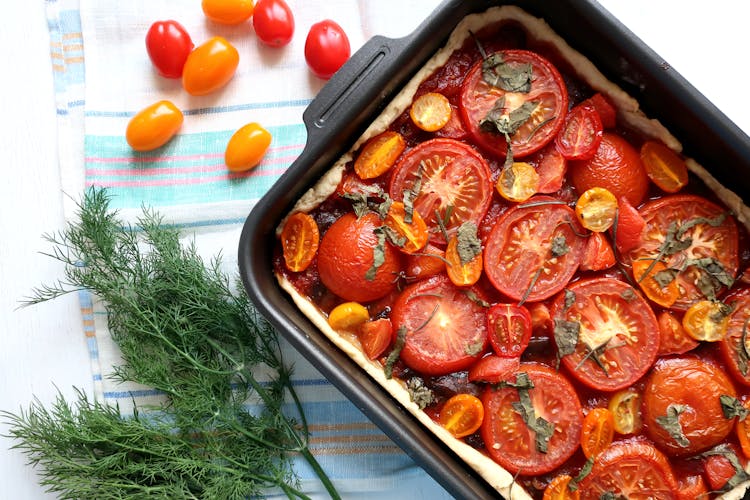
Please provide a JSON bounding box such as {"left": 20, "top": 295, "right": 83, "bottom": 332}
{"left": 2, "top": 188, "right": 340, "bottom": 500}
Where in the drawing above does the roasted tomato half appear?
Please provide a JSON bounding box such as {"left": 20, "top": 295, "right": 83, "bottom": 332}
{"left": 719, "top": 287, "right": 750, "bottom": 386}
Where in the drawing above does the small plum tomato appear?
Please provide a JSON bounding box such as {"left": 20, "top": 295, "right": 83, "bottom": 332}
{"left": 570, "top": 132, "right": 649, "bottom": 206}
{"left": 357, "top": 318, "right": 392, "bottom": 360}
{"left": 657, "top": 310, "right": 698, "bottom": 356}
{"left": 304, "top": 20, "right": 350, "bottom": 79}
{"left": 384, "top": 201, "right": 429, "bottom": 254}
{"left": 632, "top": 259, "right": 679, "bottom": 309}
{"left": 317, "top": 212, "right": 402, "bottom": 303}
{"left": 145, "top": 20, "right": 193, "bottom": 78}
{"left": 445, "top": 228, "right": 483, "bottom": 287}
{"left": 486, "top": 303, "right": 532, "bottom": 358}
{"left": 580, "top": 232, "right": 616, "bottom": 272}
{"left": 224, "top": 122, "right": 272, "bottom": 172}
{"left": 126, "top": 100, "right": 183, "bottom": 152}
{"left": 496, "top": 162, "right": 540, "bottom": 202}
{"left": 467, "top": 355, "right": 520, "bottom": 384}
{"left": 252, "top": 0, "right": 295, "bottom": 47}
{"left": 611, "top": 196, "right": 645, "bottom": 255}
{"left": 555, "top": 102, "right": 603, "bottom": 161}
{"left": 581, "top": 93, "right": 617, "bottom": 129}
{"left": 327, "top": 301, "right": 369, "bottom": 332}
{"left": 575, "top": 187, "right": 617, "bottom": 232}
{"left": 438, "top": 393, "right": 484, "bottom": 438}
{"left": 410, "top": 92, "right": 452, "bottom": 132}
{"left": 543, "top": 474, "right": 579, "bottom": 500}
{"left": 580, "top": 408, "right": 615, "bottom": 459}
{"left": 640, "top": 140, "right": 689, "bottom": 193}
{"left": 182, "top": 37, "right": 240, "bottom": 96}
{"left": 608, "top": 388, "right": 642, "bottom": 435}
{"left": 201, "top": 0, "right": 254, "bottom": 25}
{"left": 280, "top": 212, "right": 319, "bottom": 272}
{"left": 354, "top": 131, "right": 406, "bottom": 180}
{"left": 682, "top": 300, "right": 731, "bottom": 342}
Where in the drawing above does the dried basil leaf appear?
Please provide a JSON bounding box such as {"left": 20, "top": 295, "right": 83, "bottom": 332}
{"left": 508, "top": 372, "right": 554, "bottom": 453}
{"left": 568, "top": 457, "right": 595, "bottom": 492}
{"left": 655, "top": 404, "right": 689, "bottom": 448}
{"left": 700, "top": 444, "right": 750, "bottom": 493}
{"left": 365, "top": 228, "right": 387, "bottom": 281}
{"left": 378, "top": 225, "right": 406, "bottom": 249}
{"left": 720, "top": 394, "right": 749, "bottom": 421}
{"left": 652, "top": 268, "right": 678, "bottom": 288}
{"left": 554, "top": 319, "right": 580, "bottom": 358}
{"left": 481, "top": 100, "right": 539, "bottom": 138}
{"left": 738, "top": 318, "right": 750, "bottom": 377}
{"left": 465, "top": 339, "right": 485, "bottom": 356}
{"left": 402, "top": 162, "right": 424, "bottom": 224}
{"left": 456, "top": 222, "right": 482, "bottom": 265}
{"left": 464, "top": 290, "right": 490, "bottom": 308}
{"left": 620, "top": 288, "right": 636, "bottom": 302}
{"left": 482, "top": 53, "right": 533, "bottom": 93}
{"left": 342, "top": 192, "right": 369, "bottom": 218}
{"left": 406, "top": 377, "right": 435, "bottom": 409}
{"left": 551, "top": 235, "right": 570, "bottom": 257}
{"left": 384, "top": 326, "right": 407, "bottom": 379}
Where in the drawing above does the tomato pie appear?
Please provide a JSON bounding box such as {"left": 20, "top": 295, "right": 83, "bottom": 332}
{"left": 273, "top": 5, "right": 750, "bottom": 499}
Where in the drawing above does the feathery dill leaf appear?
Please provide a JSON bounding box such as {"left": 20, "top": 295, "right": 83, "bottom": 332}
{"left": 2, "top": 188, "right": 339, "bottom": 500}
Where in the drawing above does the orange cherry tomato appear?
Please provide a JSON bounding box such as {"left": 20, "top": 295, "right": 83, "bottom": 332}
{"left": 438, "top": 393, "right": 484, "bottom": 438}
{"left": 328, "top": 301, "right": 369, "bottom": 332}
{"left": 225, "top": 122, "right": 272, "bottom": 172}
{"left": 280, "top": 212, "right": 319, "bottom": 272}
{"left": 410, "top": 92, "right": 452, "bottom": 132}
{"left": 125, "top": 100, "right": 183, "bottom": 152}
{"left": 575, "top": 187, "right": 617, "bottom": 232}
{"left": 201, "top": 0, "right": 254, "bottom": 25}
{"left": 640, "top": 140, "right": 689, "bottom": 193}
{"left": 608, "top": 388, "right": 642, "bottom": 435}
{"left": 543, "top": 474, "right": 580, "bottom": 500}
{"left": 580, "top": 408, "right": 615, "bottom": 458}
{"left": 496, "top": 162, "right": 539, "bottom": 202}
{"left": 384, "top": 201, "right": 429, "bottom": 254}
{"left": 445, "top": 231, "right": 482, "bottom": 286}
{"left": 357, "top": 318, "right": 393, "bottom": 360}
{"left": 632, "top": 259, "right": 680, "bottom": 308}
{"left": 182, "top": 37, "right": 240, "bottom": 96}
{"left": 354, "top": 131, "right": 406, "bottom": 179}
{"left": 682, "top": 300, "right": 731, "bottom": 342}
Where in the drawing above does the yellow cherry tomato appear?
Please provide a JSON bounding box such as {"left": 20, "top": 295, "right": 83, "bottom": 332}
{"left": 281, "top": 212, "right": 319, "bottom": 272}
{"left": 328, "top": 302, "right": 369, "bottom": 332}
{"left": 353, "top": 131, "right": 405, "bottom": 180}
{"left": 496, "top": 162, "right": 539, "bottom": 202}
{"left": 608, "top": 389, "right": 642, "bottom": 435}
{"left": 182, "top": 37, "right": 240, "bottom": 96}
{"left": 438, "top": 394, "right": 484, "bottom": 438}
{"left": 409, "top": 92, "right": 452, "bottom": 132}
{"left": 225, "top": 123, "right": 272, "bottom": 172}
{"left": 125, "top": 100, "right": 183, "bottom": 152}
{"left": 201, "top": 0, "right": 254, "bottom": 25}
{"left": 575, "top": 187, "right": 618, "bottom": 232}
{"left": 682, "top": 300, "right": 731, "bottom": 342}
{"left": 640, "top": 140, "right": 689, "bottom": 193}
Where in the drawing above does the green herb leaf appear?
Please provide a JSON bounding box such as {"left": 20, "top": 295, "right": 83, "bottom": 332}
{"left": 554, "top": 319, "right": 580, "bottom": 359}
{"left": 655, "top": 404, "right": 689, "bottom": 448}
{"left": 402, "top": 162, "right": 424, "bottom": 224}
{"left": 652, "top": 268, "right": 678, "bottom": 288}
{"left": 737, "top": 318, "right": 750, "bottom": 377}
{"left": 569, "top": 456, "right": 595, "bottom": 492}
{"left": 507, "top": 373, "right": 555, "bottom": 453}
{"left": 456, "top": 222, "right": 482, "bottom": 265}
{"left": 700, "top": 444, "right": 750, "bottom": 493}
{"left": 563, "top": 289, "right": 576, "bottom": 311}
{"left": 342, "top": 192, "right": 370, "bottom": 218}
{"left": 551, "top": 235, "right": 570, "bottom": 257}
{"left": 406, "top": 377, "right": 435, "bottom": 410}
{"left": 620, "top": 288, "right": 636, "bottom": 302}
{"left": 463, "top": 289, "right": 491, "bottom": 308}
{"left": 720, "top": 394, "right": 749, "bottom": 420}
{"left": 482, "top": 53, "right": 533, "bottom": 93}
{"left": 384, "top": 326, "right": 407, "bottom": 379}
{"left": 366, "top": 228, "right": 388, "bottom": 281}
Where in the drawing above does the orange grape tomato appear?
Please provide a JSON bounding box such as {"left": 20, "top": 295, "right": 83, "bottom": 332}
{"left": 182, "top": 36, "right": 240, "bottom": 96}
{"left": 445, "top": 233, "right": 482, "bottom": 287}
{"left": 225, "top": 122, "right": 272, "bottom": 172}
{"left": 328, "top": 301, "right": 369, "bottom": 332}
{"left": 125, "top": 100, "right": 183, "bottom": 152}
{"left": 608, "top": 389, "right": 642, "bottom": 435}
{"left": 410, "top": 92, "right": 452, "bottom": 132}
{"left": 438, "top": 393, "right": 484, "bottom": 438}
{"left": 736, "top": 400, "right": 750, "bottom": 458}
{"left": 353, "top": 131, "right": 406, "bottom": 179}
{"left": 384, "top": 201, "right": 429, "bottom": 254}
{"left": 280, "top": 212, "right": 319, "bottom": 272}
{"left": 683, "top": 299, "right": 731, "bottom": 342}
{"left": 640, "top": 140, "right": 689, "bottom": 193}
{"left": 575, "top": 187, "right": 618, "bottom": 232}
{"left": 496, "top": 162, "right": 539, "bottom": 202}
{"left": 201, "top": 0, "right": 254, "bottom": 25}
{"left": 632, "top": 259, "right": 679, "bottom": 308}
{"left": 581, "top": 408, "right": 615, "bottom": 459}
{"left": 543, "top": 474, "right": 580, "bottom": 500}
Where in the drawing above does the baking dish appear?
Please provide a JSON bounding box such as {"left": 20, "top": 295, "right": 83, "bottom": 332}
{"left": 238, "top": 0, "right": 750, "bottom": 497}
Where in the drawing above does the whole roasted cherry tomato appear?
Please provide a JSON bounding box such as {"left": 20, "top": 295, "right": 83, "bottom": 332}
{"left": 391, "top": 275, "right": 488, "bottom": 376}
{"left": 486, "top": 303, "right": 532, "bottom": 358}
{"left": 182, "top": 37, "right": 240, "bottom": 96}
{"left": 224, "top": 122, "right": 272, "bottom": 172}
{"left": 252, "top": 0, "right": 295, "bottom": 47}
{"left": 317, "top": 212, "right": 402, "bottom": 303}
{"left": 126, "top": 100, "right": 183, "bottom": 152}
{"left": 145, "top": 20, "right": 193, "bottom": 78}
{"left": 304, "top": 20, "right": 351, "bottom": 79}
{"left": 201, "top": 0, "right": 254, "bottom": 25}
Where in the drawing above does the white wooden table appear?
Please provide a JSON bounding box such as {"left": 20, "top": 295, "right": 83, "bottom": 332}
{"left": 2, "top": 1, "right": 749, "bottom": 498}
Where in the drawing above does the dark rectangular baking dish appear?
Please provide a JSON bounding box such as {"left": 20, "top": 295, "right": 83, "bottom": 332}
{"left": 239, "top": 1, "right": 750, "bottom": 497}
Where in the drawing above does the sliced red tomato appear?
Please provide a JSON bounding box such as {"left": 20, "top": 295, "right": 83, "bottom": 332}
{"left": 555, "top": 103, "right": 603, "bottom": 160}
{"left": 533, "top": 143, "right": 568, "bottom": 193}
{"left": 357, "top": 318, "right": 393, "bottom": 360}
{"left": 388, "top": 138, "right": 492, "bottom": 245}
{"left": 391, "top": 275, "right": 488, "bottom": 376}
{"left": 486, "top": 303, "right": 532, "bottom": 357}
{"left": 549, "top": 277, "right": 659, "bottom": 392}
{"left": 481, "top": 362, "right": 582, "bottom": 475}
{"left": 642, "top": 356, "right": 737, "bottom": 456}
{"left": 467, "top": 355, "right": 520, "bottom": 384}
{"left": 719, "top": 287, "right": 750, "bottom": 386}
{"left": 657, "top": 310, "right": 698, "bottom": 356}
{"left": 483, "top": 196, "right": 586, "bottom": 302}
{"left": 577, "top": 440, "right": 679, "bottom": 499}
{"left": 627, "top": 194, "right": 739, "bottom": 310}
{"left": 459, "top": 50, "right": 568, "bottom": 159}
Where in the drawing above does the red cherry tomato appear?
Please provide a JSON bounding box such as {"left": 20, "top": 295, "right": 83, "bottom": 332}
{"left": 388, "top": 138, "right": 492, "bottom": 245}
{"left": 576, "top": 441, "right": 679, "bottom": 499}
{"left": 719, "top": 287, "right": 750, "bottom": 386}
{"left": 555, "top": 102, "right": 603, "bottom": 160}
{"left": 317, "top": 212, "right": 402, "bottom": 303}
{"left": 570, "top": 132, "right": 649, "bottom": 206}
{"left": 642, "top": 356, "right": 737, "bottom": 456}
{"left": 483, "top": 196, "right": 586, "bottom": 302}
{"left": 627, "top": 194, "right": 738, "bottom": 310}
{"left": 467, "top": 355, "right": 520, "bottom": 384}
{"left": 486, "top": 304, "right": 532, "bottom": 358}
{"left": 549, "top": 277, "right": 660, "bottom": 392}
{"left": 459, "top": 50, "right": 568, "bottom": 159}
{"left": 182, "top": 36, "right": 240, "bottom": 96}
{"left": 611, "top": 195, "right": 645, "bottom": 255}
{"left": 252, "top": 0, "right": 295, "bottom": 47}
{"left": 580, "top": 231, "right": 616, "bottom": 272}
{"left": 481, "top": 363, "right": 582, "bottom": 475}
{"left": 145, "top": 20, "right": 193, "bottom": 78}
{"left": 391, "top": 275, "right": 488, "bottom": 376}
{"left": 304, "top": 20, "right": 350, "bottom": 79}
{"left": 703, "top": 445, "right": 746, "bottom": 492}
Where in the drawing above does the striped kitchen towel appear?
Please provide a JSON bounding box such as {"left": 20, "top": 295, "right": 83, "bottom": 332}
{"left": 46, "top": 0, "right": 455, "bottom": 497}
